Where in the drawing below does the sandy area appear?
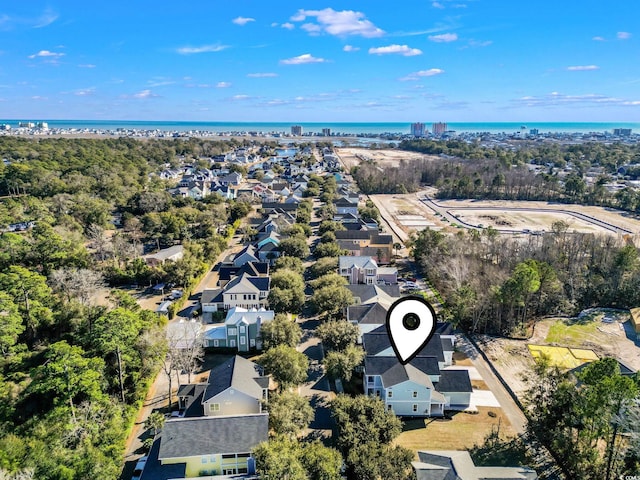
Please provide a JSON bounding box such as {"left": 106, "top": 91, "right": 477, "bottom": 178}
{"left": 437, "top": 199, "right": 640, "bottom": 234}
{"left": 335, "top": 147, "right": 439, "bottom": 171}
{"left": 477, "top": 312, "right": 640, "bottom": 397}
{"left": 451, "top": 209, "right": 604, "bottom": 233}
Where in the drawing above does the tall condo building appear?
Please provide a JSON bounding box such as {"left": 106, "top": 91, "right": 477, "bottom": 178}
{"left": 322, "top": 128, "right": 331, "bottom": 136}
{"left": 432, "top": 122, "right": 447, "bottom": 135}
{"left": 614, "top": 128, "right": 632, "bottom": 137}
{"left": 410, "top": 122, "right": 426, "bottom": 137}
{"left": 291, "top": 125, "right": 303, "bottom": 136}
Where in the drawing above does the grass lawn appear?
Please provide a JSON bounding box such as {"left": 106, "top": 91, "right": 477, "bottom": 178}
{"left": 394, "top": 407, "right": 516, "bottom": 455}
{"left": 545, "top": 317, "right": 600, "bottom": 345}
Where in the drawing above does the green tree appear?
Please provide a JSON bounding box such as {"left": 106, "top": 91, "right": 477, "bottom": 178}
{"left": 312, "top": 285, "right": 353, "bottom": 317}
{"left": 254, "top": 436, "right": 307, "bottom": 480}
{"left": 301, "top": 441, "right": 343, "bottom": 480}
{"left": 324, "top": 345, "right": 364, "bottom": 382}
{"left": 273, "top": 256, "right": 304, "bottom": 275}
{"left": 266, "top": 391, "right": 314, "bottom": 437}
{"left": 260, "top": 345, "right": 308, "bottom": 391}
{"left": 309, "top": 273, "right": 347, "bottom": 291}
{"left": 259, "top": 314, "right": 302, "bottom": 350}
{"left": 331, "top": 394, "right": 402, "bottom": 454}
{"left": 31, "top": 341, "right": 105, "bottom": 423}
{"left": 309, "top": 257, "right": 339, "bottom": 279}
{"left": 313, "top": 242, "right": 346, "bottom": 259}
{"left": 279, "top": 237, "right": 310, "bottom": 259}
{"left": 91, "top": 308, "right": 143, "bottom": 402}
{"left": 268, "top": 270, "right": 306, "bottom": 313}
{"left": 144, "top": 411, "right": 166, "bottom": 436}
{"left": 0, "top": 292, "right": 24, "bottom": 356}
{"left": 347, "top": 442, "right": 414, "bottom": 480}
{"left": 316, "top": 320, "right": 359, "bottom": 352}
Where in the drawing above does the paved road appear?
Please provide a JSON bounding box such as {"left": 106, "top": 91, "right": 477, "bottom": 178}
{"left": 297, "top": 318, "right": 335, "bottom": 439}
{"left": 455, "top": 335, "right": 527, "bottom": 434}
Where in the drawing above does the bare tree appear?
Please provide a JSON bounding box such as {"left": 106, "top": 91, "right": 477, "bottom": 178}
{"left": 86, "top": 224, "right": 113, "bottom": 261}
{"left": 163, "top": 320, "right": 205, "bottom": 408}
{"left": 49, "top": 268, "right": 105, "bottom": 306}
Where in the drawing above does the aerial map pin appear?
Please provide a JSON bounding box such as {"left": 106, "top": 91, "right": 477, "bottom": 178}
{"left": 386, "top": 296, "right": 437, "bottom": 365}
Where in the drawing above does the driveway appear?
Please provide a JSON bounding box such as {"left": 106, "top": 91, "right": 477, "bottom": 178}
{"left": 297, "top": 320, "right": 335, "bottom": 439}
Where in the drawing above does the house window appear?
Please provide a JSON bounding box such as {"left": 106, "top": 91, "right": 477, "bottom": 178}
{"left": 250, "top": 339, "right": 256, "bottom": 347}
{"left": 366, "top": 269, "right": 375, "bottom": 275}
{"left": 222, "top": 454, "right": 236, "bottom": 459}
{"left": 387, "top": 391, "right": 393, "bottom": 398}
{"left": 238, "top": 467, "right": 248, "bottom": 474}
{"left": 228, "top": 328, "right": 237, "bottom": 335}
{"left": 413, "top": 404, "right": 418, "bottom": 412}
{"left": 243, "top": 294, "right": 247, "bottom": 300}
{"left": 213, "top": 340, "right": 219, "bottom": 347}
{"left": 366, "top": 277, "right": 374, "bottom": 285}
{"left": 367, "top": 376, "right": 374, "bottom": 383}
{"left": 240, "top": 337, "right": 246, "bottom": 345}
{"left": 202, "top": 458, "right": 208, "bottom": 464}
{"left": 211, "top": 403, "right": 220, "bottom": 412}
{"left": 237, "top": 453, "right": 251, "bottom": 458}
{"left": 230, "top": 339, "right": 236, "bottom": 347}
{"left": 412, "top": 391, "right": 418, "bottom": 398}
{"left": 239, "top": 325, "right": 246, "bottom": 334}
{"left": 387, "top": 405, "right": 393, "bottom": 412}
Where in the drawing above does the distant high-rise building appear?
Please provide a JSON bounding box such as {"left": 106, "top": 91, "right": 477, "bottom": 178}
{"left": 410, "top": 122, "right": 426, "bottom": 137}
{"left": 291, "top": 125, "right": 303, "bottom": 136}
{"left": 614, "top": 128, "right": 632, "bottom": 137}
{"left": 529, "top": 128, "right": 539, "bottom": 136}
{"left": 322, "top": 128, "right": 331, "bottom": 136}
{"left": 432, "top": 122, "right": 447, "bottom": 135}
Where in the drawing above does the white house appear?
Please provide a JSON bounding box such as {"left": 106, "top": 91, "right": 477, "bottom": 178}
{"left": 203, "top": 307, "right": 274, "bottom": 351}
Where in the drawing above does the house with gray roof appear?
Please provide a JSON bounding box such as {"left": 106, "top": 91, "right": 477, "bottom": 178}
{"left": 141, "top": 413, "right": 268, "bottom": 479}
{"left": 363, "top": 325, "right": 471, "bottom": 416}
{"left": 200, "top": 273, "right": 270, "bottom": 313}
{"left": 413, "top": 450, "right": 537, "bottom": 480}
{"left": 143, "top": 245, "right": 184, "bottom": 267}
{"left": 339, "top": 255, "right": 397, "bottom": 285}
{"left": 178, "top": 355, "right": 269, "bottom": 418}
{"left": 203, "top": 307, "right": 275, "bottom": 351}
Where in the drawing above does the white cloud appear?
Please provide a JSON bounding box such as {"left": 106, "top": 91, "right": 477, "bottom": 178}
{"left": 280, "top": 53, "right": 327, "bottom": 65}
{"left": 468, "top": 39, "right": 492, "bottom": 48}
{"left": 147, "top": 79, "right": 175, "bottom": 87}
{"left": 368, "top": 44, "right": 422, "bottom": 56}
{"left": 428, "top": 33, "right": 458, "bottom": 43}
{"left": 513, "top": 91, "right": 640, "bottom": 108}
{"left": 33, "top": 9, "right": 59, "bottom": 28}
{"left": 301, "top": 23, "right": 323, "bottom": 34}
{"left": 216, "top": 81, "right": 232, "bottom": 88}
{"left": 232, "top": 16, "right": 255, "bottom": 26}
{"left": 432, "top": 2, "right": 445, "bottom": 8}
{"left": 133, "top": 89, "right": 159, "bottom": 99}
{"left": 566, "top": 65, "right": 600, "bottom": 71}
{"left": 31, "top": 95, "right": 48, "bottom": 100}
{"left": 247, "top": 72, "right": 278, "bottom": 78}
{"left": 592, "top": 36, "right": 605, "bottom": 41}
{"left": 290, "top": 8, "right": 384, "bottom": 38}
{"left": 176, "top": 44, "right": 228, "bottom": 54}
{"left": 281, "top": 22, "right": 295, "bottom": 30}
{"left": 400, "top": 68, "right": 445, "bottom": 81}
{"left": 230, "top": 94, "right": 251, "bottom": 101}
{"left": 617, "top": 31, "right": 632, "bottom": 40}
{"left": 78, "top": 64, "right": 96, "bottom": 68}
{"left": 28, "top": 50, "right": 65, "bottom": 59}
{"left": 74, "top": 87, "right": 95, "bottom": 96}
{"left": 343, "top": 45, "right": 360, "bottom": 52}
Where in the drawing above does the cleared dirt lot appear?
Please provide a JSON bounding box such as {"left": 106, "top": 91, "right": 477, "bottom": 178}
{"left": 336, "top": 147, "right": 439, "bottom": 171}
{"left": 477, "top": 310, "right": 640, "bottom": 397}
{"left": 370, "top": 191, "right": 640, "bottom": 239}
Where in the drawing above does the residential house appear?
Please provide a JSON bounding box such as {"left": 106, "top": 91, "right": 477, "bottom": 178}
{"left": 141, "top": 413, "right": 268, "bottom": 479}
{"left": 200, "top": 273, "right": 270, "bottom": 312}
{"left": 335, "top": 231, "right": 394, "bottom": 264}
{"left": 346, "top": 284, "right": 401, "bottom": 309}
{"left": 334, "top": 197, "right": 359, "bottom": 216}
{"left": 219, "top": 171, "right": 243, "bottom": 186}
{"left": 257, "top": 241, "right": 281, "bottom": 264}
{"left": 339, "top": 256, "right": 397, "bottom": 285}
{"left": 143, "top": 245, "right": 184, "bottom": 267}
{"left": 233, "top": 245, "right": 260, "bottom": 267}
{"left": 210, "top": 183, "right": 235, "bottom": 200}
{"left": 203, "top": 307, "right": 275, "bottom": 351}
{"left": 261, "top": 202, "right": 299, "bottom": 214}
{"left": 363, "top": 325, "right": 471, "bottom": 416}
{"left": 178, "top": 355, "right": 269, "bottom": 417}
{"left": 413, "top": 450, "right": 537, "bottom": 480}
{"left": 217, "top": 262, "right": 269, "bottom": 288}
{"left": 347, "top": 302, "right": 389, "bottom": 339}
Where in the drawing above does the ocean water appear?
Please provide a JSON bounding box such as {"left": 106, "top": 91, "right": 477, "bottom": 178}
{"left": 1, "top": 119, "right": 638, "bottom": 135}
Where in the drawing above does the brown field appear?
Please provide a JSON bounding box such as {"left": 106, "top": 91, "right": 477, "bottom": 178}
{"left": 335, "top": 147, "right": 439, "bottom": 171}
{"left": 395, "top": 407, "right": 516, "bottom": 454}
{"left": 451, "top": 209, "right": 604, "bottom": 233}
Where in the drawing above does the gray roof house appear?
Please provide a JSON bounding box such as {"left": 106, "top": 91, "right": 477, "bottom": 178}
{"left": 363, "top": 325, "right": 471, "bottom": 417}
{"left": 413, "top": 450, "right": 537, "bottom": 480}
{"left": 178, "top": 355, "right": 269, "bottom": 418}
{"left": 203, "top": 307, "right": 275, "bottom": 351}
{"left": 141, "top": 413, "right": 268, "bottom": 479}
{"left": 143, "top": 245, "right": 184, "bottom": 267}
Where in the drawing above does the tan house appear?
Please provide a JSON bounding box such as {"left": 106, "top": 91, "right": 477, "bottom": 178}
{"left": 630, "top": 307, "right": 640, "bottom": 339}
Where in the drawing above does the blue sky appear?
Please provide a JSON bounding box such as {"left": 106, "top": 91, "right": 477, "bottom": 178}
{"left": 1, "top": 1, "right": 638, "bottom": 122}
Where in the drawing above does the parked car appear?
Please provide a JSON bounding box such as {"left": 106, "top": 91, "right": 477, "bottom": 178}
{"left": 132, "top": 456, "right": 148, "bottom": 480}
{"left": 167, "top": 289, "right": 184, "bottom": 300}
